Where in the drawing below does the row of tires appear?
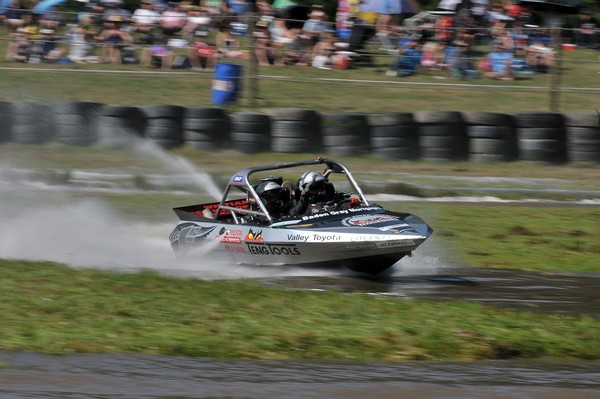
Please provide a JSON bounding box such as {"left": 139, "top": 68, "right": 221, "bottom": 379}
{"left": 1, "top": 102, "right": 599, "bottom": 163}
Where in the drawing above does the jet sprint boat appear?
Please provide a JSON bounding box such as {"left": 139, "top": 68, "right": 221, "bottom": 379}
{"left": 170, "top": 157, "right": 433, "bottom": 275}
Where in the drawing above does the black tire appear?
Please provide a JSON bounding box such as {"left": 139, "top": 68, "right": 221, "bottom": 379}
{"left": 100, "top": 105, "right": 143, "bottom": 118}
{"left": 53, "top": 101, "right": 103, "bottom": 115}
{"left": 468, "top": 125, "right": 515, "bottom": 139}
{"left": 184, "top": 140, "right": 221, "bottom": 151}
{"left": 515, "top": 112, "right": 565, "bottom": 128}
{"left": 323, "top": 134, "right": 367, "bottom": 147}
{"left": 470, "top": 138, "right": 516, "bottom": 154}
{"left": 414, "top": 110, "right": 463, "bottom": 124}
{"left": 146, "top": 118, "right": 182, "bottom": 129}
{"left": 470, "top": 153, "right": 516, "bottom": 163}
{"left": 143, "top": 104, "right": 184, "bottom": 119}
{"left": 367, "top": 112, "right": 414, "bottom": 126}
{"left": 462, "top": 112, "right": 514, "bottom": 126}
{"left": 271, "top": 137, "right": 310, "bottom": 153}
{"left": 231, "top": 141, "right": 269, "bottom": 154}
{"left": 145, "top": 126, "right": 183, "bottom": 141}
{"left": 370, "top": 125, "right": 418, "bottom": 138}
{"left": 184, "top": 107, "right": 227, "bottom": 119}
{"left": 183, "top": 118, "right": 230, "bottom": 132}
{"left": 374, "top": 147, "right": 419, "bottom": 160}
{"left": 183, "top": 130, "right": 218, "bottom": 142}
{"left": 567, "top": 127, "right": 600, "bottom": 141}
{"left": 0, "top": 101, "right": 13, "bottom": 143}
{"left": 11, "top": 103, "right": 54, "bottom": 144}
{"left": 564, "top": 112, "right": 599, "bottom": 128}
{"left": 568, "top": 151, "right": 600, "bottom": 163}
{"left": 269, "top": 108, "right": 320, "bottom": 123}
{"left": 420, "top": 146, "right": 469, "bottom": 161}
{"left": 322, "top": 145, "right": 368, "bottom": 157}
{"left": 371, "top": 136, "right": 419, "bottom": 148}
{"left": 147, "top": 138, "right": 183, "bottom": 149}
{"left": 518, "top": 127, "right": 565, "bottom": 140}
{"left": 419, "top": 124, "right": 467, "bottom": 138}
{"left": 420, "top": 135, "right": 467, "bottom": 148}
{"left": 230, "top": 131, "right": 270, "bottom": 144}
{"left": 271, "top": 120, "right": 320, "bottom": 139}
{"left": 231, "top": 112, "right": 271, "bottom": 124}
{"left": 55, "top": 125, "right": 97, "bottom": 147}
{"left": 518, "top": 139, "right": 566, "bottom": 163}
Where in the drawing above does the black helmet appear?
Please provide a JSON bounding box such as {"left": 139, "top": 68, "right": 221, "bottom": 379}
{"left": 256, "top": 181, "right": 282, "bottom": 205}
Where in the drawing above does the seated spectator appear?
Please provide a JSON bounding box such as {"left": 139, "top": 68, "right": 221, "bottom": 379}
{"left": 5, "top": 33, "right": 31, "bottom": 62}
{"left": 485, "top": 45, "right": 514, "bottom": 81}
{"left": 103, "top": 0, "right": 132, "bottom": 24}
{"left": 525, "top": 40, "right": 555, "bottom": 73}
{"left": 94, "top": 18, "right": 134, "bottom": 64}
{"left": 386, "top": 38, "right": 422, "bottom": 77}
{"left": 311, "top": 33, "right": 337, "bottom": 69}
{"left": 188, "top": 35, "right": 216, "bottom": 70}
{"left": 141, "top": 35, "right": 174, "bottom": 69}
{"left": 30, "top": 29, "right": 65, "bottom": 63}
{"left": 448, "top": 40, "right": 478, "bottom": 79}
{"left": 420, "top": 40, "right": 442, "bottom": 70}
{"left": 38, "top": 10, "right": 62, "bottom": 31}
{"left": 254, "top": 19, "right": 282, "bottom": 66}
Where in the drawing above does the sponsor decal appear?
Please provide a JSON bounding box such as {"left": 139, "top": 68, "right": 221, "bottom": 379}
{"left": 232, "top": 175, "right": 244, "bottom": 183}
{"left": 313, "top": 234, "right": 342, "bottom": 242}
{"left": 170, "top": 224, "right": 216, "bottom": 251}
{"left": 201, "top": 199, "right": 250, "bottom": 216}
{"left": 219, "top": 228, "right": 243, "bottom": 244}
{"left": 287, "top": 233, "right": 309, "bottom": 242}
{"left": 376, "top": 240, "right": 415, "bottom": 248}
{"left": 245, "top": 228, "right": 263, "bottom": 241}
{"left": 224, "top": 244, "right": 245, "bottom": 253}
{"left": 342, "top": 214, "right": 398, "bottom": 227}
{"left": 245, "top": 242, "right": 301, "bottom": 256}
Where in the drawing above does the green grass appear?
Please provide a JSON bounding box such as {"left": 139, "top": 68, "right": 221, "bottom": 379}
{"left": 1, "top": 259, "right": 599, "bottom": 361}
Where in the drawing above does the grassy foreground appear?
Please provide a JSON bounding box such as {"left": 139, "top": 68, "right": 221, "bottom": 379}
{"left": 1, "top": 259, "right": 599, "bottom": 362}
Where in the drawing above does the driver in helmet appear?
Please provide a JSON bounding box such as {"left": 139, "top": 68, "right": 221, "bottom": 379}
{"left": 289, "top": 170, "right": 334, "bottom": 217}
{"left": 255, "top": 181, "right": 288, "bottom": 219}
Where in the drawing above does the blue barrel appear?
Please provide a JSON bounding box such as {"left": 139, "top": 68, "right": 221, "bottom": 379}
{"left": 212, "top": 63, "right": 242, "bottom": 106}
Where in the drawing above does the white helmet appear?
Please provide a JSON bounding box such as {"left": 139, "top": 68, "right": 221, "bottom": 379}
{"left": 299, "top": 171, "right": 326, "bottom": 193}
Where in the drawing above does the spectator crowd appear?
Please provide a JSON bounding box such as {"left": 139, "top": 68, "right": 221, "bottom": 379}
{"left": 0, "top": 0, "right": 598, "bottom": 78}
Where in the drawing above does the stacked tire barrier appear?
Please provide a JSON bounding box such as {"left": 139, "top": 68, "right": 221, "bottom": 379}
{"left": 515, "top": 112, "right": 567, "bottom": 164}
{"left": 142, "top": 104, "right": 184, "bottom": 149}
{"left": 53, "top": 101, "right": 102, "bottom": 147}
{"left": 230, "top": 112, "right": 271, "bottom": 154}
{"left": 97, "top": 105, "right": 145, "bottom": 148}
{"left": 11, "top": 103, "right": 54, "bottom": 145}
{"left": 0, "top": 101, "right": 11, "bottom": 144}
{"left": 183, "top": 107, "right": 230, "bottom": 151}
{"left": 1, "top": 101, "right": 599, "bottom": 164}
{"left": 463, "top": 112, "right": 517, "bottom": 162}
{"left": 414, "top": 111, "right": 468, "bottom": 162}
{"left": 269, "top": 108, "right": 322, "bottom": 153}
{"left": 564, "top": 112, "right": 600, "bottom": 163}
{"left": 367, "top": 112, "right": 419, "bottom": 160}
{"left": 322, "top": 113, "right": 370, "bottom": 157}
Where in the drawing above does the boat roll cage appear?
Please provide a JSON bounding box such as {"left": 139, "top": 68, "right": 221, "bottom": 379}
{"left": 216, "top": 156, "right": 370, "bottom": 224}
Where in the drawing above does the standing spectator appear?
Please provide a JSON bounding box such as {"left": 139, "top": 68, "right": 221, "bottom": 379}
{"left": 573, "top": 10, "right": 599, "bottom": 49}
{"left": 302, "top": 7, "right": 331, "bottom": 45}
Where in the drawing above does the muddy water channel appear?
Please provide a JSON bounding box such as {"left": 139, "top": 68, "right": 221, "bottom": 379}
{"left": 2, "top": 269, "right": 599, "bottom": 399}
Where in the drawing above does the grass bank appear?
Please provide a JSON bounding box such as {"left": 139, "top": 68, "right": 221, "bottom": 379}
{"left": 1, "top": 259, "right": 599, "bottom": 362}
